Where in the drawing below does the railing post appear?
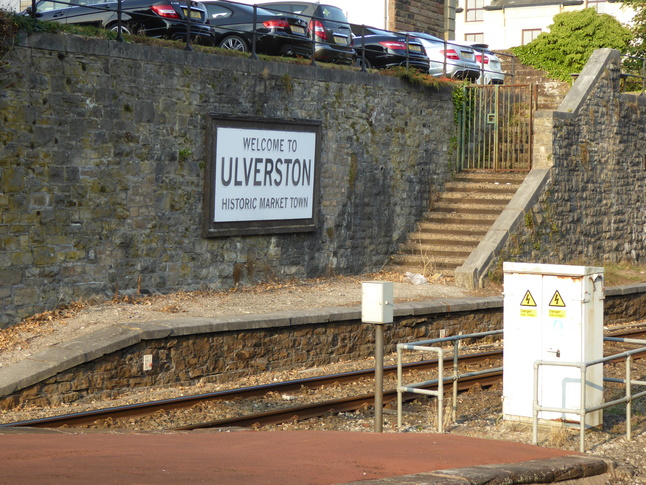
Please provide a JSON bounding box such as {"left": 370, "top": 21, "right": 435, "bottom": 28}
{"left": 360, "top": 25, "right": 366, "bottom": 72}
{"left": 579, "top": 365, "right": 586, "bottom": 453}
{"left": 30, "top": 0, "right": 36, "bottom": 17}
{"left": 627, "top": 355, "right": 632, "bottom": 440}
{"left": 452, "top": 340, "right": 459, "bottom": 421}
{"left": 116, "top": 0, "right": 124, "bottom": 43}
{"left": 442, "top": 39, "right": 447, "bottom": 77}
{"left": 183, "top": 0, "right": 193, "bottom": 51}
{"left": 397, "top": 345, "right": 403, "bottom": 429}
{"left": 405, "top": 33, "right": 410, "bottom": 69}
{"left": 251, "top": 5, "right": 258, "bottom": 59}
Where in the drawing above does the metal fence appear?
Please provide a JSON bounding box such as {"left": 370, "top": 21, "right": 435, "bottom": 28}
{"left": 19, "top": 0, "right": 517, "bottom": 81}
{"left": 396, "top": 330, "right": 504, "bottom": 433}
{"left": 532, "top": 335, "right": 646, "bottom": 453}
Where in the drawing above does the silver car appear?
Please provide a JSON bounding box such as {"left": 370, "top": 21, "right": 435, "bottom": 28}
{"left": 471, "top": 43, "right": 505, "bottom": 85}
{"left": 402, "top": 32, "right": 480, "bottom": 81}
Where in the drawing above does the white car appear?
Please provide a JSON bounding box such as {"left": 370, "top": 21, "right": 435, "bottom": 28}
{"left": 471, "top": 43, "right": 505, "bottom": 85}
{"left": 402, "top": 32, "right": 481, "bottom": 81}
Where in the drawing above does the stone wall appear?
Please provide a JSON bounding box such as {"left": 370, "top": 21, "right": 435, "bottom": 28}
{"left": 0, "top": 33, "right": 456, "bottom": 328}
{"left": 495, "top": 49, "right": 646, "bottom": 272}
{"left": 2, "top": 285, "right": 643, "bottom": 409}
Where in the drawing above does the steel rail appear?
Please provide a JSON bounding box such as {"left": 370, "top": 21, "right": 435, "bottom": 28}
{"left": 0, "top": 351, "right": 501, "bottom": 429}
{"left": 172, "top": 371, "right": 503, "bottom": 430}
{"left": 3, "top": 326, "right": 645, "bottom": 430}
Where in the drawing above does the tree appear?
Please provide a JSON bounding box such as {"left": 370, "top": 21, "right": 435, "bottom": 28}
{"left": 619, "top": 0, "right": 646, "bottom": 57}
{"left": 511, "top": 8, "right": 632, "bottom": 82}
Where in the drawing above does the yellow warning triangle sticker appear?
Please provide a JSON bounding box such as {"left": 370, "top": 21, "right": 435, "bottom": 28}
{"left": 549, "top": 290, "right": 566, "bottom": 307}
{"left": 520, "top": 290, "right": 537, "bottom": 307}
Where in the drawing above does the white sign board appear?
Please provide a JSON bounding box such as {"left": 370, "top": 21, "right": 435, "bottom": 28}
{"left": 204, "top": 117, "right": 321, "bottom": 237}
{"left": 214, "top": 127, "right": 316, "bottom": 222}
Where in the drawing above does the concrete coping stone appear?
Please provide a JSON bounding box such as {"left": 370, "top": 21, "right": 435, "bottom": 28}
{"left": 56, "top": 326, "right": 143, "bottom": 362}
{"left": 344, "top": 455, "right": 612, "bottom": 484}
{"left": 605, "top": 282, "right": 646, "bottom": 297}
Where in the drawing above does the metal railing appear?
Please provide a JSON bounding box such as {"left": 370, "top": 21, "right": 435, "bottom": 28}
{"left": 620, "top": 53, "right": 646, "bottom": 95}
{"left": 532, "top": 335, "right": 646, "bottom": 453}
{"left": 27, "top": 0, "right": 201, "bottom": 49}
{"left": 21, "top": 0, "right": 518, "bottom": 80}
{"left": 396, "top": 330, "right": 503, "bottom": 433}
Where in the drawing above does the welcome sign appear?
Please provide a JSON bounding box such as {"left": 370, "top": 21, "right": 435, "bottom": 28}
{"left": 204, "top": 116, "right": 321, "bottom": 237}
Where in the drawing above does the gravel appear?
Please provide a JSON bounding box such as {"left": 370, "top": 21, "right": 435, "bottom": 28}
{"left": 1, "top": 273, "right": 645, "bottom": 483}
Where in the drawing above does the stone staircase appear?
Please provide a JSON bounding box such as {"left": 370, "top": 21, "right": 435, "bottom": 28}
{"left": 499, "top": 52, "right": 570, "bottom": 110}
{"left": 388, "top": 171, "right": 527, "bottom": 276}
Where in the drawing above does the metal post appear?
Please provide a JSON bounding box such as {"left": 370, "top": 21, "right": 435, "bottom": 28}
{"left": 374, "top": 323, "right": 384, "bottom": 433}
{"left": 116, "top": 0, "right": 124, "bottom": 43}
{"left": 397, "top": 346, "right": 403, "bottom": 429}
{"left": 184, "top": 0, "right": 192, "bottom": 51}
{"left": 579, "top": 365, "right": 586, "bottom": 453}
{"left": 360, "top": 25, "right": 366, "bottom": 72}
{"left": 452, "top": 340, "right": 459, "bottom": 421}
{"left": 627, "top": 355, "right": 632, "bottom": 440}
{"left": 405, "top": 33, "right": 410, "bottom": 69}
{"left": 251, "top": 5, "right": 258, "bottom": 59}
{"left": 31, "top": 0, "right": 36, "bottom": 17}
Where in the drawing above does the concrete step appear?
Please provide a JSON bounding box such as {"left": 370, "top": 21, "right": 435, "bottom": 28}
{"left": 443, "top": 181, "right": 521, "bottom": 195}
{"left": 398, "top": 242, "right": 475, "bottom": 257}
{"left": 389, "top": 254, "right": 463, "bottom": 271}
{"left": 408, "top": 233, "right": 482, "bottom": 245}
{"left": 389, "top": 170, "right": 527, "bottom": 277}
{"left": 438, "top": 192, "right": 515, "bottom": 203}
{"left": 432, "top": 203, "right": 509, "bottom": 215}
{"left": 423, "top": 213, "right": 498, "bottom": 225}
{"left": 413, "top": 223, "right": 490, "bottom": 235}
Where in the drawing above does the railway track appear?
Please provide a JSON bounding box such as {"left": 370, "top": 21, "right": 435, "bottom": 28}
{"left": 2, "top": 325, "right": 645, "bottom": 431}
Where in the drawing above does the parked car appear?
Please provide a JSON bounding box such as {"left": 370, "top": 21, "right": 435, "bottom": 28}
{"left": 259, "top": 2, "right": 355, "bottom": 65}
{"left": 471, "top": 43, "right": 505, "bottom": 85}
{"left": 199, "top": 1, "right": 310, "bottom": 57}
{"left": 401, "top": 32, "right": 480, "bottom": 81}
{"left": 23, "top": 0, "right": 216, "bottom": 45}
{"left": 351, "top": 25, "right": 430, "bottom": 71}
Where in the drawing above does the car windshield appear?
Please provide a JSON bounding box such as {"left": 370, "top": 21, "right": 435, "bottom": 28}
{"left": 314, "top": 5, "right": 346, "bottom": 22}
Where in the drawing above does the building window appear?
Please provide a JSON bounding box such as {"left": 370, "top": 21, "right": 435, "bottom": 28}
{"left": 522, "top": 29, "right": 541, "bottom": 45}
{"left": 466, "top": 0, "right": 483, "bottom": 22}
{"left": 465, "top": 33, "right": 484, "bottom": 43}
{"left": 586, "top": 0, "right": 606, "bottom": 5}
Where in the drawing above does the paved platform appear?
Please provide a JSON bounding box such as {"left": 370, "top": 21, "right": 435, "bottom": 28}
{"left": 0, "top": 428, "right": 612, "bottom": 484}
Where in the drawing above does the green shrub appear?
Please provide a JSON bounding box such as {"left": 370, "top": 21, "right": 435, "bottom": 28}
{"left": 511, "top": 8, "right": 631, "bottom": 82}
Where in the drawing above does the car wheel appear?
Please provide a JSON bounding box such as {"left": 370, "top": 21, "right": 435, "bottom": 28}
{"left": 219, "top": 35, "right": 249, "bottom": 52}
{"left": 107, "top": 22, "right": 132, "bottom": 36}
{"left": 355, "top": 57, "right": 371, "bottom": 69}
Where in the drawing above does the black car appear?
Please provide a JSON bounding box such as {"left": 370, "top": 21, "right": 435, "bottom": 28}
{"left": 200, "top": 1, "right": 310, "bottom": 57}
{"left": 259, "top": 2, "right": 355, "bottom": 65}
{"left": 23, "top": 0, "right": 216, "bottom": 45}
{"left": 351, "top": 25, "right": 430, "bottom": 71}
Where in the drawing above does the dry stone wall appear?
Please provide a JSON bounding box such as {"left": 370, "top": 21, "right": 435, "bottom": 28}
{"left": 0, "top": 33, "right": 456, "bottom": 328}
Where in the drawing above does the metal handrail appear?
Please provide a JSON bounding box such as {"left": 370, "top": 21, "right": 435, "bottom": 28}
{"left": 532, "top": 336, "right": 646, "bottom": 453}
{"left": 396, "top": 330, "right": 503, "bottom": 433}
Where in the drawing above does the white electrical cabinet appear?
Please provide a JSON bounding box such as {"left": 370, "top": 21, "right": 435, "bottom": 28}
{"left": 502, "top": 262, "right": 604, "bottom": 427}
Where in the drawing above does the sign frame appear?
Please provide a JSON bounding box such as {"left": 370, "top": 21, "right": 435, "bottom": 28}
{"left": 203, "top": 115, "right": 322, "bottom": 237}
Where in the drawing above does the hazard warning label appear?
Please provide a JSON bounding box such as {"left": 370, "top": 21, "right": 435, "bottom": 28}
{"left": 520, "top": 290, "right": 537, "bottom": 317}
{"left": 549, "top": 291, "right": 566, "bottom": 307}
{"left": 548, "top": 290, "right": 566, "bottom": 317}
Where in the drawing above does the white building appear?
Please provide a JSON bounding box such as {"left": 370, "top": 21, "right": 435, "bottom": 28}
{"left": 453, "top": 0, "right": 636, "bottom": 49}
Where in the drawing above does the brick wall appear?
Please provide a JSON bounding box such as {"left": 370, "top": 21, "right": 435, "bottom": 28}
{"left": 389, "top": 0, "right": 446, "bottom": 37}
